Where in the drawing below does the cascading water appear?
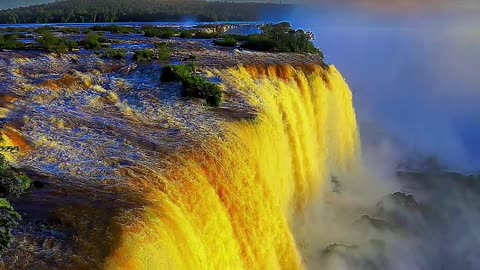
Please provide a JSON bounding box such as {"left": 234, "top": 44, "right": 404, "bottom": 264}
{"left": 0, "top": 52, "right": 360, "bottom": 268}
{"left": 104, "top": 64, "right": 361, "bottom": 270}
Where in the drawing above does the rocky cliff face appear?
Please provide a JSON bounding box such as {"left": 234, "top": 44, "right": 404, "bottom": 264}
{"left": 317, "top": 172, "right": 480, "bottom": 270}
{"left": 197, "top": 24, "right": 259, "bottom": 35}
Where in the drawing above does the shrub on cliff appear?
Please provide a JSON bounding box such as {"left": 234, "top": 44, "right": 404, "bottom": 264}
{"left": 0, "top": 198, "right": 20, "bottom": 252}
{"left": 0, "top": 154, "right": 31, "bottom": 252}
{"left": 0, "top": 155, "right": 32, "bottom": 198}
{"left": 160, "top": 64, "right": 196, "bottom": 82}
{"left": 183, "top": 75, "right": 222, "bottom": 107}
{"left": 241, "top": 22, "right": 323, "bottom": 56}
{"left": 36, "top": 32, "right": 78, "bottom": 53}
{"left": 241, "top": 34, "right": 276, "bottom": 51}
{"left": 161, "top": 64, "right": 222, "bottom": 107}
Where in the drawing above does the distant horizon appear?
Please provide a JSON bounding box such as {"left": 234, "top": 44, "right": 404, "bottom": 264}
{"left": 0, "top": 0, "right": 53, "bottom": 10}
{"left": 3, "top": 0, "right": 479, "bottom": 13}
{"left": 1, "top": 0, "right": 287, "bottom": 11}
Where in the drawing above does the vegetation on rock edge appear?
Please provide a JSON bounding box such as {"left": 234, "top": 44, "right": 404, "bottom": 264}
{"left": 161, "top": 64, "right": 222, "bottom": 107}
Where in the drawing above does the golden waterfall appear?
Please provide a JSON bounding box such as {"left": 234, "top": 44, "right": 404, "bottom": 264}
{"left": 105, "top": 64, "right": 361, "bottom": 270}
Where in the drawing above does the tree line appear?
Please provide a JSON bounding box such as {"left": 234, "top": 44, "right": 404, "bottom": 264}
{"left": 0, "top": 0, "right": 291, "bottom": 24}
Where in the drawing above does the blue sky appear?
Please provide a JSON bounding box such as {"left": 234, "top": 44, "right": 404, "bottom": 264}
{"left": 286, "top": 7, "right": 480, "bottom": 172}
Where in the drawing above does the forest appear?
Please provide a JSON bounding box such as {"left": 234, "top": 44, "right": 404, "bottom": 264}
{"left": 0, "top": 0, "right": 291, "bottom": 23}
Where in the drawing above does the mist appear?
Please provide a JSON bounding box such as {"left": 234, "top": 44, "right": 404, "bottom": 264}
{"left": 284, "top": 6, "right": 480, "bottom": 173}
{"left": 279, "top": 4, "right": 480, "bottom": 270}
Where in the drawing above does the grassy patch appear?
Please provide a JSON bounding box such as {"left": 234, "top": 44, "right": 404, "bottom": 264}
{"left": 133, "top": 49, "right": 156, "bottom": 61}
{"left": 0, "top": 34, "right": 24, "bottom": 50}
{"left": 179, "top": 30, "right": 194, "bottom": 39}
{"left": 142, "top": 26, "right": 176, "bottom": 39}
{"left": 58, "top": 27, "right": 81, "bottom": 34}
{"left": 155, "top": 42, "right": 172, "bottom": 60}
{"left": 36, "top": 32, "right": 78, "bottom": 53}
{"left": 133, "top": 44, "right": 172, "bottom": 61}
{"left": 100, "top": 49, "right": 127, "bottom": 60}
{"left": 34, "top": 26, "right": 54, "bottom": 34}
{"left": 91, "top": 25, "right": 135, "bottom": 34}
{"left": 12, "top": 33, "right": 28, "bottom": 39}
{"left": 80, "top": 32, "right": 108, "bottom": 50}
{"left": 161, "top": 64, "right": 222, "bottom": 107}
{"left": 222, "top": 34, "right": 249, "bottom": 42}
{"left": 213, "top": 36, "right": 238, "bottom": 47}
{"left": 193, "top": 31, "right": 219, "bottom": 39}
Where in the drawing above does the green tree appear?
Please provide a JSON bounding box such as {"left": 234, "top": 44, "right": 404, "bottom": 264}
{"left": 0, "top": 199, "right": 20, "bottom": 252}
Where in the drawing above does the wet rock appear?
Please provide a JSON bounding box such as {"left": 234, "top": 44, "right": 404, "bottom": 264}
{"left": 322, "top": 243, "right": 359, "bottom": 257}
{"left": 375, "top": 192, "right": 426, "bottom": 232}
{"left": 197, "top": 25, "right": 243, "bottom": 35}
{"left": 118, "top": 63, "right": 137, "bottom": 74}
{"left": 353, "top": 215, "right": 395, "bottom": 232}
{"left": 320, "top": 241, "right": 388, "bottom": 270}
{"left": 33, "top": 180, "right": 45, "bottom": 188}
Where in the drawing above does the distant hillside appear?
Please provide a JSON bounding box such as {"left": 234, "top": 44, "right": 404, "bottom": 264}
{"left": 0, "top": 0, "right": 292, "bottom": 24}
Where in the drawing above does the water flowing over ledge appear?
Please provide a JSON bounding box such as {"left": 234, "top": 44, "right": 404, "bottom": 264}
{"left": 0, "top": 58, "right": 360, "bottom": 269}
{"left": 105, "top": 65, "right": 361, "bottom": 269}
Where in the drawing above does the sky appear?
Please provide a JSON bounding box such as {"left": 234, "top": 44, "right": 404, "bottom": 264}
{"left": 0, "top": 0, "right": 52, "bottom": 10}
{"left": 284, "top": 5, "right": 480, "bottom": 172}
